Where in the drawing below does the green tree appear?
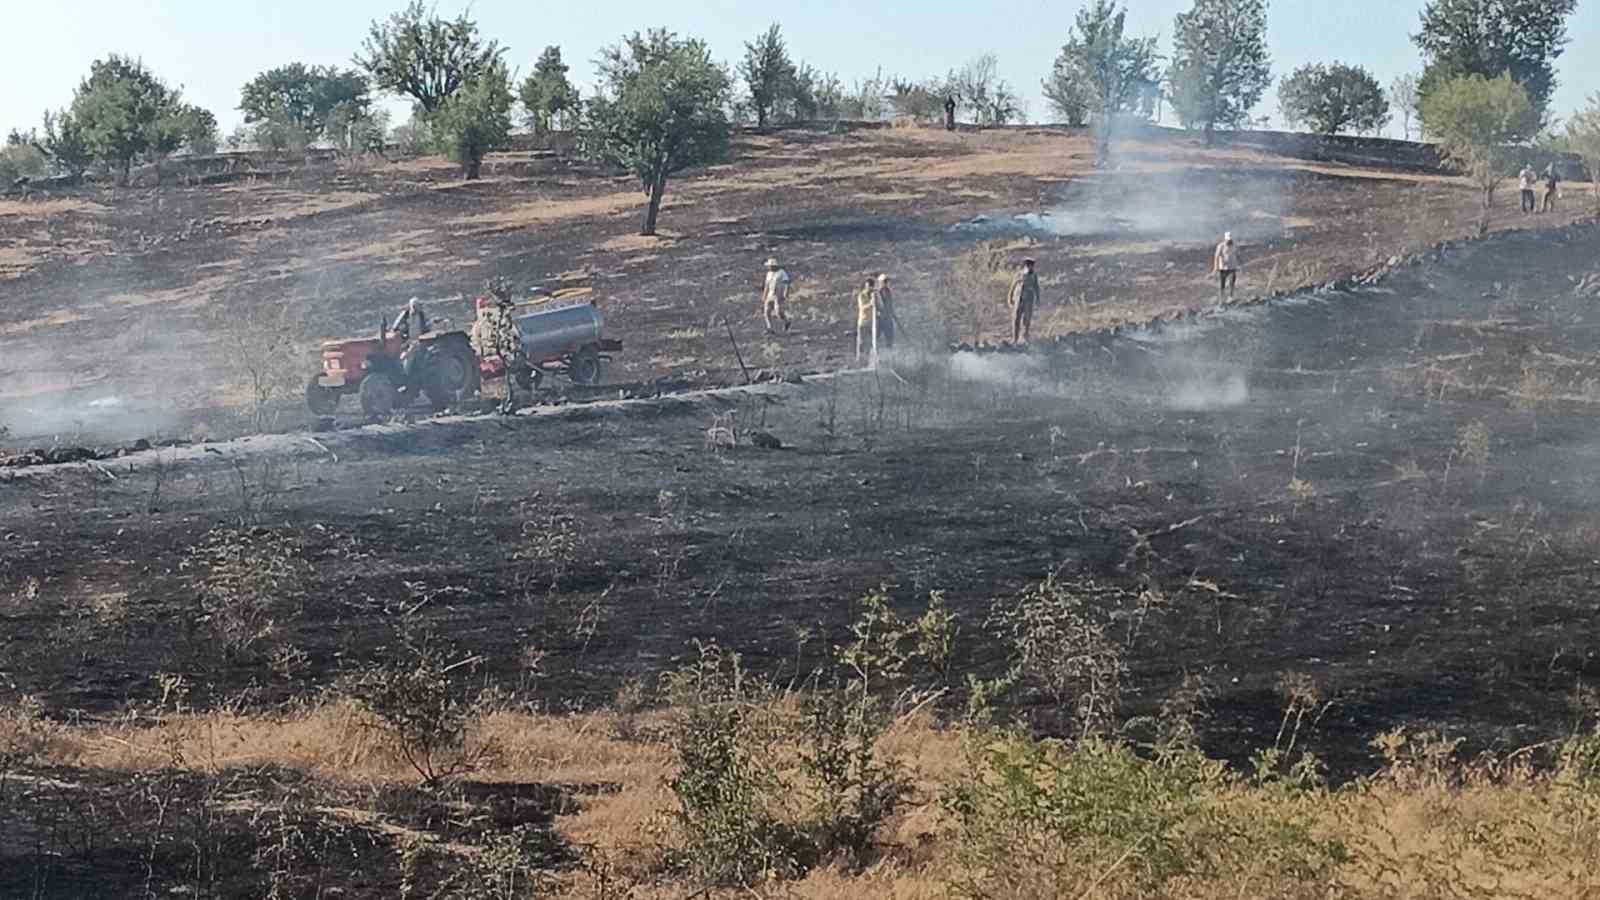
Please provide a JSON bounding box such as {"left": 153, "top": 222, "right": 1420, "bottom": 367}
{"left": 40, "top": 110, "right": 93, "bottom": 181}
{"left": 1278, "top": 63, "right": 1390, "bottom": 135}
{"left": 149, "top": 103, "right": 218, "bottom": 182}
{"left": 952, "top": 55, "right": 1023, "bottom": 127}
{"left": 0, "top": 131, "right": 47, "bottom": 187}
{"left": 582, "top": 29, "right": 733, "bottom": 236}
{"left": 1390, "top": 73, "right": 1422, "bottom": 139}
{"left": 431, "top": 59, "right": 513, "bottom": 179}
{"left": 1413, "top": 0, "right": 1577, "bottom": 123}
{"left": 1562, "top": 93, "right": 1600, "bottom": 213}
{"left": 1045, "top": 1, "right": 1161, "bottom": 159}
{"left": 239, "top": 64, "right": 370, "bottom": 142}
{"left": 1422, "top": 73, "right": 1538, "bottom": 235}
{"left": 739, "top": 24, "right": 796, "bottom": 130}
{"left": 69, "top": 55, "right": 179, "bottom": 184}
{"left": 1166, "top": 0, "right": 1272, "bottom": 144}
{"left": 355, "top": 0, "right": 503, "bottom": 115}
{"left": 519, "top": 46, "right": 580, "bottom": 134}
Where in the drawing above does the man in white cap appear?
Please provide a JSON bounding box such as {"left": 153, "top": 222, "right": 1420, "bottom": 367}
{"left": 762, "top": 257, "right": 791, "bottom": 334}
{"left": 1213, "top": 232, "right": 1240, "bottom": 307}
{"left": 391, "top": 297, "right": 431, "bottom": 339}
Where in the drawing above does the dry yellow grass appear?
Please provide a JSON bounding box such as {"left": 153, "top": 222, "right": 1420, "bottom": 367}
{"left": 8, "top": 699, "right": 1600, "bottom": 899}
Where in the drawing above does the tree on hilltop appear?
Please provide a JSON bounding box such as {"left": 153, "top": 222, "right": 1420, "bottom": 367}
{"left": 240, "top": 64, "right": 370, "bottom": 142}
{"left": 1044, "top": 0, "right": 1161, "bottom": 159}
{"left": 356, "top": 1, "right": 503, "bottom": 115}
{"left": 741, "top": 24, "right": 798, "bottom": 130}
{"left": 1166, "top": 0, "right": 1272, "bottom": 144}
{"left": 520, "top": 46, "right": 580, "bottom": 134}
{"left": 431, "top": 59, "right": 514, "bottom": 179}
{"left": 582, "top": 29, "right": 732, "bottom": 236}
{"left": 1279, "top": 63, "right": 1390, "bottom": 135}
{"left": 1413, "top": 0, "right": 1577, "bottom": 125}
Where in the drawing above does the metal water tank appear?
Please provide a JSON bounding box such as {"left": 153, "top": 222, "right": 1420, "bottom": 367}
{"left": 513, "top": 304, "right": 604, "bottom": 358}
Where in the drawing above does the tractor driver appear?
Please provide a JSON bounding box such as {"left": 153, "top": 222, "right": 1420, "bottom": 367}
{"left": 391, "top": 297, "right": 431, "bottom": 340}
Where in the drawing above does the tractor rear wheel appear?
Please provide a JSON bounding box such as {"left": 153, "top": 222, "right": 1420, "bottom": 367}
{"left": 569, "top": 348, "right": 603, "bottom": 385}
{"left": 305, "top": 376, "right": 339, "bottom": 416}
{"left": 423, "top": 343, "right": 479, "bottom": 409}
{"left": 359, "top": 373, "right": 400, "bottom": 418}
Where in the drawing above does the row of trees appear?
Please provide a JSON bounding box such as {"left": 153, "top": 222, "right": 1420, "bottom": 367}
{"left": 1040, "top": 0, "right": 1577, "bottom": 152}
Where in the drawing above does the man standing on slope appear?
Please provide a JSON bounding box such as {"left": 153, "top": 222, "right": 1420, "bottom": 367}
{"left": 762, "top": 257, "right": 791, "bottom": 334}
{"left": 855, "top": 276, "right": 878, "bottom": 363}
{"left": 1008, "top": 258, "right": 1041, "bottom": 344}
{"left": 1213, "top": 232, "right": 1240, "bottom": 307}
{"left": 874, "top": 273, "right": 899, "bottom": 352}
{"left": 1542, "top": 163, "right": 1561, "bottom": 214}
{"left": 1519, "top": 164, "right": 1538, "bottom": 214}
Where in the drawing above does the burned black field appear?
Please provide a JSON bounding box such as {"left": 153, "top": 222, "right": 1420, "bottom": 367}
{"left": 5, "top": 223, "right": 1600, "bottom": 777}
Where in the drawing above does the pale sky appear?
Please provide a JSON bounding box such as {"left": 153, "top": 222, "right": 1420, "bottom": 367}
{"left": 5, "top": 0, "right": 1599, "bottom": 139}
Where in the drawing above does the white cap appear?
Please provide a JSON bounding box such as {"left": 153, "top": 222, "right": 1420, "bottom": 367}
{"left": 1223, "top": 232, "right": 1233, "bottom": 242}
{"left": 764, "top": 257, "right": 779, "bottom": 268}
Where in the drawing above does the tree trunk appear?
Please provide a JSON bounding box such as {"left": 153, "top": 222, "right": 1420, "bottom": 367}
{"left": 757, "top": 106, "right": 768, "bottom": 131}
{"left": 465, "top": 150, "right": 482, "bottom": 180}
{"left": 120, "top": 157, "right": 132, "bottom": 187}
{"left": 1203, "top": 120, "right": 1215, "bottom": 147}
{"left": 1478, "top": 186, "right": 1493, "bottom": 237}
{"left": 641, "top": 170, "right": 667, "bottom": 236}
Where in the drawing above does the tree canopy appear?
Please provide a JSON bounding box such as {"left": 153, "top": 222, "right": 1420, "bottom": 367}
{"left": 1390, "top": 73, "right": 1422, "bottom": 139}
{"left": 950, "top": 55, "right": 1023, "bottom": 127}
{"left": 1563, "top": 93, "right": 1600, "bottom": 212}
{"left": 1413, "top": 0, "right": 1577, "bottom": 122}
{"left": 1166, "top": 0, "right": 1272, "bottom": 142}
{"left": 432, "top": 59, "right": 514, "bottom": 179}
{"left": 69, "top": 55, "right": 209, "bottom": 183}
{"left": 740, "top": 24, "right": 797, "bottom": 130}
{"left": 519, "top": 46, "right": 580, "bottom": 134}
{"left": 1044, "top": 1, "right": 1161, "bottom": 154}
{"left": 355, "top": 1, "right": 503, "bottom": 114}
{"left": 239, "top": 64, "right": 370, "bottom": 141}
{"left": 582, "top": 29, "right": 733, "bottom": 235}
{"left": 1278, "top": 63, "right": 1390, "bottom": 135}
{"left": 1421, "top": 72, "right": 1538, "bottom": 233}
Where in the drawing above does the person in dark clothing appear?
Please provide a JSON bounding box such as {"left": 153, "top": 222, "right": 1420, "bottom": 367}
{"left": 1542, "top": 164, "right": 1561, "bottom": 213}
{"left": 944, "top": 95, "right": 957, "bottom": 131}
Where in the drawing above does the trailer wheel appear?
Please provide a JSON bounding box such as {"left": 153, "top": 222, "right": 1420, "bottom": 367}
{"left": 570, "top": 348, "right": 603, "bottom": 385}
{"left": 305, "top": 376, "right": 339, "bottom": 416}
{"left": 359, "top": 372, "right": 400, "bottom": 418}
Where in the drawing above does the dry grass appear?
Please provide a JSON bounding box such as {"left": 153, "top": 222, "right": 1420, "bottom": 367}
{"left": 11, "top": 697, "right": 1598, "bottom": 899}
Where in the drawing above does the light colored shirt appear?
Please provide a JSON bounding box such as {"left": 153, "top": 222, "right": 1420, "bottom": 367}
{"left": 1215, "top": 242, "right": 1239, "bottom": 271}
{"left": 763, "top": 269, "right": 790, "bottom": 302}
{"left": 1520, "top": 169, "right": 1538, "bottom": 190}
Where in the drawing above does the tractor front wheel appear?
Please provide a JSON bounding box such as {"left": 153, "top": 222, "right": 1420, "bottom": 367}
{"left": 569, "top": 348, "right": 603, "bottom": 385}
{"left": 305, "top": 376, "right": 339, "bottom": 417}
{"left": 359, "top": 373, "right": 400, "bottom": 418}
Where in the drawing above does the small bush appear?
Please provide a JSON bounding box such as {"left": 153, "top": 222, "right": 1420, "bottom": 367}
{"left": 343, "top": 619, "right": 498, "bottom": 786}
{"left": 943, "top": 734, "right": 1344, "bottom": 899}
{"left": 183, "top": 527, "right": 313, "bottom": 659}
{"left": 661, "top": 643, "right": 910, "bottom": 887}
{"left": 988, "top": 574, "right": 1129, "bottom": 738}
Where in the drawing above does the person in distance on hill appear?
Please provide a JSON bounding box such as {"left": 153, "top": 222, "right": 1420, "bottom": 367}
{"left": 1213, "top": 232, "right": 1241, "bottom": 307}
{"left": 1519, "top": 164, "right": 1538, "bottom": 214}
{"left": 875, "top": 273, "right": 899, "bottom": 352}
{"left": 855, "top": 277, "right": 878, "bottom": 363}
{"left": 944, "top": 95, "right": 957, "bottom": 131}
{"left": 762, "top": 257, "right": 791, "bottom": 334}
{"left": 482, "top": 277, "right": 530, "bottom": 414}
{"left": 1008, "top": 258, "right": 1041, "bottom": 344}
{"left": 1542, "top": 163, "right": 1561, "bottom": 214}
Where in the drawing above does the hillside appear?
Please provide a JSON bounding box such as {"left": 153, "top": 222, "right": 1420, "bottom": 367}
{"left": 1, "top": 124, "right": 1590, "bottom": 442}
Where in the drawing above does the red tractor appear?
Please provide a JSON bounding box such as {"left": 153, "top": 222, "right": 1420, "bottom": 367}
{"left": 305, "top": 316, "right": 479, "bottom": 418}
